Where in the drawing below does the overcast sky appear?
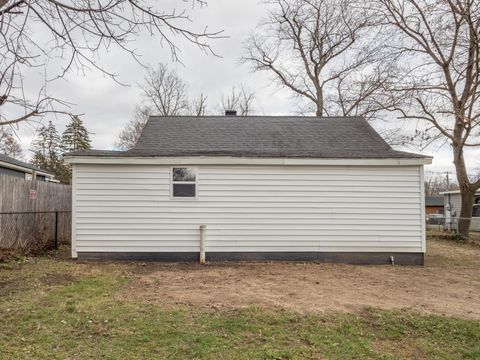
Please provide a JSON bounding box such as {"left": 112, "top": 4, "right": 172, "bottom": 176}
{"left": 13, "top": 0, "right": 480, "bottom": 180}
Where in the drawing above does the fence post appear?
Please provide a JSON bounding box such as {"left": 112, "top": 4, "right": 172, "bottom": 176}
{"left": 54, "top": 211, "right": 58, "bottom": 249}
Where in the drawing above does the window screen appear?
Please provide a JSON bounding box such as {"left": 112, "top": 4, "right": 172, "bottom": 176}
{"left": 172, "top": 167, "right": 196, "bottom": 198}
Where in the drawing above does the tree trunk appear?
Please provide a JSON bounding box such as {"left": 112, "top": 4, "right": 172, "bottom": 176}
{"left": 458, "top": 190, "right": 474, "bottom": 237}
{"left": 315, "top": 87, "right": 323, "bottom": 117}
{"left": 453, "top": 142, "right": 475, "bottom": 238}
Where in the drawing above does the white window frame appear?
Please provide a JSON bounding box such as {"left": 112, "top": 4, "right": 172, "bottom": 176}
{"left": 473, "top": 197, "right": 480, "bottom": 218}
{"left": 473, "top": 204, "right": 480, "bottom": 218}
{"left": 170, "top": 166, "right": 197, "bottom": 200}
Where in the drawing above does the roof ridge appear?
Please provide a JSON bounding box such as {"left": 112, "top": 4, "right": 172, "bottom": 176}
{"left": 147, "top": 115, "right": 364, "bottom": 119}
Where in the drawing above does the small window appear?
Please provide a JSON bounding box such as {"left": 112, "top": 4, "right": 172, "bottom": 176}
{"left": 171, "top": 167, "right": 196, "bottom": 198}
{"left": 473, "top": 205, "right": 480, "bottom": 218}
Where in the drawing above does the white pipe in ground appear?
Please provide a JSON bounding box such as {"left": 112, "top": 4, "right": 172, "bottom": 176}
{"left": 199, "top": 225, "right": 206, "bottom": 264}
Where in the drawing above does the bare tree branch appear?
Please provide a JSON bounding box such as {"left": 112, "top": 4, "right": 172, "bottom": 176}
{"left": 242, "top": 0, "right": 396, "bottom": 120}
{"left": 114, "top": 105, "right": 150, "bottom": 150}
{"left": 139, "top": 64, "right": 189, "bottom": 116}
{"left": 373, "top": 0, "right": 480, "bottom": 237}
{"left": 190, "top": 92, "right": 208, "bottom": 116}
{"left": 220, "top": 85, "right": 256, "bottom": 115}
{"left": 0, "top": 0, "right": 223, "bottom": 125}
{"left": 116, "top": 63, "right": 209, "bottom": 150}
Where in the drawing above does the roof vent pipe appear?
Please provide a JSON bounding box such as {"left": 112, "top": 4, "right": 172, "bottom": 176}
{"left": 225, "top": 110, "right": 237, "bottom": 116}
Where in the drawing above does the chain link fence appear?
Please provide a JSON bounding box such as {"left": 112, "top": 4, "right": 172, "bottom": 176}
{"left": 0, "top": 211, "right": 71, "bottom": 255}
{"left": 426, "top": 214, "right": 480, "bottom": 239}
{"left": 426, "top": 214, "right": 454, "bottom": 231}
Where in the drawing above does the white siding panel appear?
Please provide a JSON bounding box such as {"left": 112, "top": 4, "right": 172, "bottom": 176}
{"left": 445, "top": 192, "right": 480, "bottom": 232}
{"left": 73, "top": 164, "right": 424, "bottom": 253}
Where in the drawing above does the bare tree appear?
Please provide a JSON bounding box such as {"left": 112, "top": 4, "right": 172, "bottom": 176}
{"left": 220, "top": 85, "right": 256, "bottom": 115}
{"left": 0, "top": 127, "right": 23, "bottom": 158}
{"left": 0, "top": 0, "right": 222, "bottom": 126}
{"left": 140, "top": 64, "right": 190, "bottom": 116}
{"left": 190, "top": 93, "right": 208, "bottom": 116}
{"left": 242, "top": 0, "right": 396, "bottom": 118}
{"left": 425, "top": 174, "right": 459, "bottom": 196}
{"left": 115, "top": 106, "right": 150, "bottom": 150}
{"left": 116, "top": 63, "right": 198, "bottom": 150}
{"left": 375, "top": 0, "right": 480, "bottom": 237}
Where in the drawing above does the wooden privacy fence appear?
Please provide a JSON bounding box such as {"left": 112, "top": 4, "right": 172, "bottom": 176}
{"left": 0, "top": 175, "right": 71, "bottom": 253}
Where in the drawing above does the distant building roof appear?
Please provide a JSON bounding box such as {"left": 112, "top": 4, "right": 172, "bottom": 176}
{"left": 67, "top": 116, "right": 431, "bottom": 159}
{"left": 425, "top": 196, "right": 444, "bottom": 207}
{"left": 0, "top": 153, "right": 54, "bottom": 177}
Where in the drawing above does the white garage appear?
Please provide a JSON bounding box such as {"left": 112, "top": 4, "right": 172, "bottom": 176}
{"left": 65, "top": 115, "right": 432, "bottom": 264}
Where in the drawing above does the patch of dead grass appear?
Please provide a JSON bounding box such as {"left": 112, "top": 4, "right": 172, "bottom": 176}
{"left": 117, "top": 240, "right": 480, "bottom": 319}
{"left": 372, "top": 339, "right": 427, "bottom": 360}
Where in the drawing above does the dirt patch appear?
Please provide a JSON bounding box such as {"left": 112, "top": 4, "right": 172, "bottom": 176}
{"left": 40, "top": 272, "right": 75, "bottom": 287}
{"left": 0, "top": 269, "right": 75, "bottom": 297}
{"left": 118, "top": 240, "right": 480, "bottom": 319}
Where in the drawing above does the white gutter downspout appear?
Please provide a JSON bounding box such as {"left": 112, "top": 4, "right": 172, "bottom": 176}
{"left": 199, "top": 225, "right": 206, "bottom": 264}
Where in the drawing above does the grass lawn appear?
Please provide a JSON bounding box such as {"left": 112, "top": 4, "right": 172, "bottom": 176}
{"left": 0, "top": 242, "right": 479, "bottom": 359}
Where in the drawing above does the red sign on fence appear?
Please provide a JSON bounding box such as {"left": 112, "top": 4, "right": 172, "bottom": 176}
{"left": 29, "top": 189, "right": 37, "bottom": 200}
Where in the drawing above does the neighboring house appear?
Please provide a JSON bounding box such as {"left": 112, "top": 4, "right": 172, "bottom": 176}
{"left": 0, "top": 153, "right": 55, "bottom": 181}
{"left": 65, "top": 115, "right": 432, "bottom": 265}
{"left": 425, "top": 196, "right": 444, "bottom": 215}
{"left": 441, "top": 190, "right": 480, "bottom": 232}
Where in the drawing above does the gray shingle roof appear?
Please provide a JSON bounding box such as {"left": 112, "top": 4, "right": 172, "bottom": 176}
{"left": 425, "top": 196, "right": 444, "bottom": 207}
{"left": 69, "top": 116, "right": 429, "bottom": 159}
{"left": 0, "top": 153, "right": 54, "bottom": 175}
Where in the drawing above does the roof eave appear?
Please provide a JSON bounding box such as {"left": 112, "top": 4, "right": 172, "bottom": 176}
{"left": 64, "top": 155, "right": 432, "bottom": 166}
{"left": 0, "top": 159, "right": 55, "bottom": 177}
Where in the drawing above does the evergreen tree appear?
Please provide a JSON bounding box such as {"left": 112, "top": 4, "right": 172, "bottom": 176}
{"left": 31, "top": 121, "right": 60, "bottom": 166}
{"left": 30, "top": 121, "right": 68, "bottom": 182}
{"left": 57, "top": 117, "right": 92, "bottom": 184}
{"left": 0, "top": 127, "right": 23, "bottom": 159}
{"left": 61, "top": 116, "right": 92, "bottom": 152}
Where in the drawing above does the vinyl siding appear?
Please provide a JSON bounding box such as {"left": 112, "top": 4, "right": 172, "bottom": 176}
{"left": 73, "top": 164, "right": 424, "bottom": 254}
{"left": 445, "top": 192, "right": 480, "bottom": 231}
